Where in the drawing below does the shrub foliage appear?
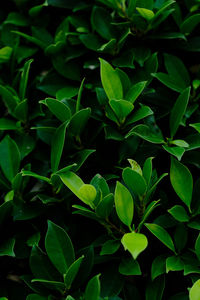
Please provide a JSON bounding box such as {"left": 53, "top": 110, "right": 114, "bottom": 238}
{"left": 1, "top": 0, "right": 200, "bottom": 299}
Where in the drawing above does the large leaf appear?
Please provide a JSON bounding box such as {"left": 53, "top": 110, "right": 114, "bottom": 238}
{"left": 114, "top": 181, "right": 134, "bottom": 227}
{"left": 91, "top": 6, "right": 115, "bottom": 40}
{"left": 189, "top": 279, "right": 200, "bottom": 300}
{"left": 45, "top": 221, "right": 75, "bottom": 274}
{"left": 125, "top": 81, "right": 147, "bottom": 103}
{"left": 170, "top": 157, "right": 193, "bottom": 208}
{"left": 99, "top": 58, "right": 123, "bottom": 101}
{"left": 122, "top": 167, "right": 147, "bottom": 197}
{"left": 45, "top": 98, "right": 71, "bottom": 122}
{"left": 64, "top": 256, "right": 84, "bottom": 289}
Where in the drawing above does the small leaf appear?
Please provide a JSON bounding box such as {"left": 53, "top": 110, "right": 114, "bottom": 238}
{"left": 99, "top": 58, "right": 123, "bottom": 101}
{"left": 51, "top": 121, "right": 69, "bottom": 172}
{"left": 125, "top": 81, "right": 147, "bottom": 104}
{"left": 162, "top": 145, "right": 185, "bottom": 161}
{"left": 190, "top": 123, "right": 200, "bottom": 133}
{"left": 0, "top": 118, "right": 19, "bottom": 130}
{"left": 143, "top": 157, "right": 153, "bottom": 186}
{"left": 0, "top": 238, "right": 15, "bottom": 257}
{"left": 145, "top": 223, "right": 176, "bottom": 253}
{"left": 21, "top": 170, "right": 50, "bottom": 183}
{"left": 189, "top": 279, "right": 200, "bottom": 300}
{"left": 195, "top": 233, "right": 200, "bottom": 261}
{"left": 45, "top": 220, "right": 75, "bottom": 274}
{"left": 128, "top": 159, "right": 143, "bottom": 175}
{"left": 170, "top": 87, "right": 191, "bottom": 138}
{"left": 136, "top": 7, "right": 154, "bottom": 20}
{"left": 119, "top": 257, "right": 141, "bottom": 275}
{"left": 78, "top": 184, "right": 97, "bottom": 207}
{"left": 19, "top": 59, "right": 33, "bottom": 100}
{"left": 109, "top": 99, "right": 134, "bottom": 123}
{"left": 31, "top": 279, "right": 65, "bottom": 292}
{"left": 152, "top": 73, "right": 185, "bottom": 92}
{"left": 96, "top": 193, "right": 114, "bottom": 218}
{"left": 114, "top": 181, "right": 134, "bottom": 227}
{"left": 151, "top": 255, "right": 167, "bottom": 280}
{"left": 122, "top": 167, "right": 147, "bottom": 197}
{"left": 125, "top": 105, "right": 153, "bottom": 125}
{"left": 168, "top": 205, "right": 190, "bottom": 222}
{"left": 69, "top": 108, "right": 91, "bottom": 137}
{"left": 85, "top": 274, "right": 101, "bottom": 300}
{"left": 64, "top": 256, "right": 84, "bottom": 289}
{"left": 121, "top": 232, "right": 148, "bottom": 259}
{"left": 170, "top": 157, "right": 193, "bottom": 208}
{"left": 0, "top": 46, "right": 12, "bottom": 63}
{"left": 166, "top": 256, "right": 184, "bottom": 273}
{"left": 0, "top": 85, "right": 18, "bottom": 113}
{"left": 100, "top": 240, "right": 120, "bottom": 255}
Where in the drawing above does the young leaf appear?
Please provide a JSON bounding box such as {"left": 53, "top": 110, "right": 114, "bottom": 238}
{"left": 170, "top": 87, "right": 191, "bottom": 138}
{"left": 189, "top": 279, "right": 200, "bottom": 300}
{"left": 0, "top": 135, "right": 20, "bottom": 182}
{"left": 136, "top": 8, "right": 154, "bottom": 21}
{"left": 143, "top": 157, "right": 153, "bottom": 186}
{"left": 19, "top": 59, "right": 33, "bottom": 100}
{"left": 59, "top": 171, "right": 84, "bottom": 198}
{"left": 99, "top": 58, "right": 123, "bottom": 101}
{"left": 114, "top": 181, "right": 134, "bottom": 227}
{"left": 190, "top": 123, "right": 200, "bottom": 133}
{"left": 109, "top": 100, "right": 134, "bottom": 123}
{"left": 85, "top": 274, "right": 101, "bottom": 300}
{"left": 121, "top": 232, "right": 148, "bottom": 259}
{"left": 100, "top": 240, "right": 120, "bottom": 256}
{"left": 162, "top": 145, "right": 185, "bottom": 161}
{"left": 45, "top": 220, "right": 75, "bottom": 274}
{"left": 125, "top": 105, "right": 153, "bottom": 125}
{"left": 170, "top": 157, "right": 193, "bottom": 208}
{"left": 51, "top": 121, "right": 69, "bottom": 172}
{"left": 78, "top": 184, "right": 97, "bottom": 208}
{"left": 145, "top": 223, "right": 176, "bottom": 253}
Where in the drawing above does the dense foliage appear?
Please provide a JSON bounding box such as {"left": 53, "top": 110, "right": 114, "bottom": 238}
{"left": 1, "top": 0, "right": 200, "bottom": 299}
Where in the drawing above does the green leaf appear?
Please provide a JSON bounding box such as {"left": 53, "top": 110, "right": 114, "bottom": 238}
{"left": 136, "top": 7, "right": 154, "bottom": 20}
{"left": 122, "top": 167, "right": 147, "bottom": 197}
{"left": 170, "top": 87, "right": 191, "bottom": 138}
{"left": 19, "top": 59, "right": 33, "bottom": 100}
{"left": 145, "top": 223, "right": 176, "bottom": 253}
{"left": 109, "top": 99, "right": 134, "bottom": 123}
{"left": 119, "top": 257, "right": 141, "bottom": 275}
{"left": 45, "top": 220, "right": 75, "bottom": 274}
{"left": 143, "top": 157, "right": 153, "bottom": 186}
{"left": 152, "top": 73, "right": 185, "bottom": 92}
{"left": 91, "top": 6, "right": 115, "bottom": 40}
{"left": 114, "top": 181, "right": 134, "bottom": 227}
{"left": 121, "top": 232, "right": 148, "bottom": 259}
{"left": 100, "top": 240, "right": 120, "bottom": 256}
{"left": 5, "top": 12, "right": 29, "bottom": 26}
{"left": 0, "top": 135, "right": 20, "bottom": 182}
{"left": 99, "top": 58, "right": 123, "bottom": 101}
{"left": 56, "top": 86, "right": 79, "bottom": 100}
{"left": 51, "top": 121, "right": 69, "bottom": 172}
{"left": 164, "top": 54, "right": 190, "bottom": 88}
{"left": 26, "top": 295, "right": 47, "bottom": 300}
{"left": 21, "top": 170, "right": 50, "bottom": 184}
{"left": 69, "top": 108, "right": 91, "bottom": 137}
{"left": 195, "top": 234, "right": 200, "bottom": 261}
{"left": 0, "top": 85, "right": 18, "bottom": 113}
{"left": 126, "top": 124, "right": 164, "bottom": 144}
{"left": 162, "top": 145, "right": 185, "bottom": 161}
{"left": 96, "top": 193, "right": 114, "bottom": 218}
{"left": 0, "top": 46, "right": 12, "bottom": 63}
{"left": 190, "top": 123, "right": 200, "bottom": 133}
{"left": 151, "top": 255, "right": 167, "bottom": 280}
{"left": 168, "top": 205, "right": 190, "bottom": 222}
{"left": 0, "top": 238, "right": 15, "bottom": 257}
{"left": 181, "top": 14, "right": 200, "bottom": 35}
{"left": 125, "top": 81, "right": 147, "bottom": 103}
{"left": 170, "top": 157, "right": 193, "bottom": 208}
{"left": 78, "top": 184, "right": 97, "bottom": 208}
{"left": 125, "top": 105, "right": 153, "bottom": 125}
{"left": 31, "top": 279, "right": 65, "bottom": 292}
{"left": 189, "top": 279, "right": 200, "bottom": 300}
{"left": 64, "top": 256, "right": 84, "bottom": 289}
{"left": 59, "top": 171, "right": 84, "bottom": 198}
{"left": 0, "top": 118, "right": 19, "bottom": 130}
{"left": 145, "top": 276, "right": 165, "bottom": 300}
{"left": 85, "top": 274, "right": 101, "bottom": 300}
{"left": 128, "top": 159, "right": 143, "bottom": 175}
{"left": 12, "top": 31, "right": 46, "bottom": 49}
{"left": 45, "top": 98, "right": 71, "bottom": 122}
{"left": 166, "top": 256, "right": 184, "bottom": 273}
{"left": 14, "top": 99, "right": 28, "bottom": 121}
